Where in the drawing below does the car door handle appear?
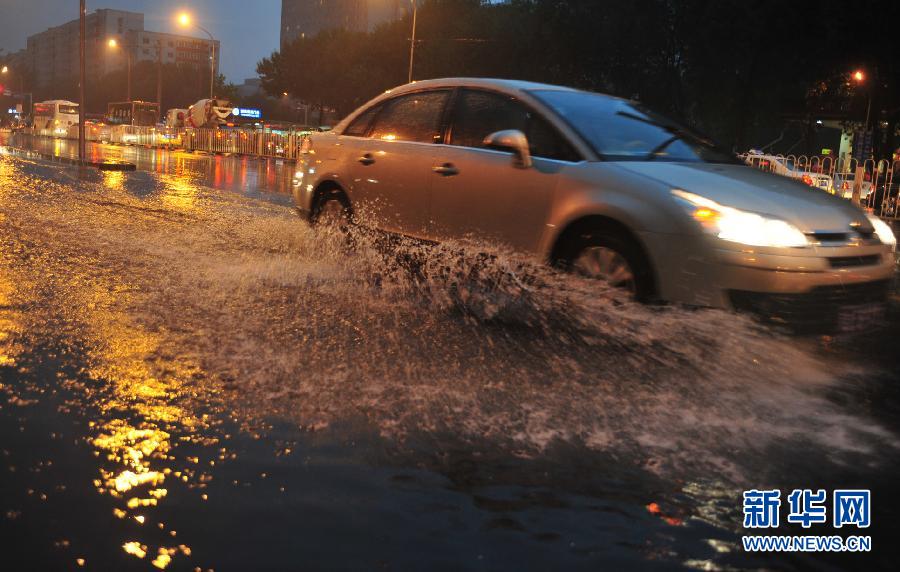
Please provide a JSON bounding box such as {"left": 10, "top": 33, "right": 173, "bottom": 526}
{"left": 358, "top": 153, "right": 376, "bottom": 166}
{"left": 432, "top": 163, "right": 459, "bottom": 176}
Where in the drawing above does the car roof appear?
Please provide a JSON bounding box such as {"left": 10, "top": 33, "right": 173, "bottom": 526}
{"left": 382, "top": 77, "right": 580, "bottom": 97}
{"left": 334, "top": 77, "right": 603, "bottom": 134}
{"left": 332, "top": 77, "right": 621, "bottom": 161}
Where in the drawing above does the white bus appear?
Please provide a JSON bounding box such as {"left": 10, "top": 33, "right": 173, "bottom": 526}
{"left": 32, "top": 100, "right": 80, "bottom": 136}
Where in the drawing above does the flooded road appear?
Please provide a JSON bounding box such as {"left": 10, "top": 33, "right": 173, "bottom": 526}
{"left": 0, "top": 131, "right": 297, "bottom": 204}
{"left": 0, "top": 147, "right": 899, "bottom": 571}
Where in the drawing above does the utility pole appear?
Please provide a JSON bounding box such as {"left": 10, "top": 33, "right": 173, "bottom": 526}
{"left": 78, "top": 0, "right": 86, "bottom": 162}
{"left": 21, "top": 75, "right": 31, "bottom": 118}
{"left": 126, "top": 51, "right": 132, "bottom": 102}
{"left": 156, "top": 41, "right": 163, "bottom": 107}
{"left": 209, "top": 43, "right": 215, "bottom": 100}
{"left": 407, "top": 1, "right": 417, "bottom": 83}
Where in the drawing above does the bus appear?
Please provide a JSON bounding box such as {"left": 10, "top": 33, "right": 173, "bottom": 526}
{"left": 32, "top": 100, "right": 80, "bottom": 136}
{"left": 107, "top": 101, "right": 160, "bottom": 127}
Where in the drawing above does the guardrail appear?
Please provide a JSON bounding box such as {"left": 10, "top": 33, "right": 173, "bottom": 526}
{"left": 182, "top": 129, "right": 306, "bottom": 160}
{"left": 740, "top": 152, "right": 900, "bottom": 219}
{"left": 22, "top": 124, "right": 310, "bottom": 161}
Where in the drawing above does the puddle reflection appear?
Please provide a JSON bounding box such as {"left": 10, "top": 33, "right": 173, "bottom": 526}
{"left": 79, "top": 284, "right": 219, "bottom": 568}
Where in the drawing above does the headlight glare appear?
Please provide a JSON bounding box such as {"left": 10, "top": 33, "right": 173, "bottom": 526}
{"left": 672, "top": 189, "right": 809, "bottom": 248}
{"left": 867, "top": 214, "right": 896, "bottom": 250}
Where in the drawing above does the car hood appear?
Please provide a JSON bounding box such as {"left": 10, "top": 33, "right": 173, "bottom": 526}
{"left": 614, "top": 161, "right": 872, "bottom": 233}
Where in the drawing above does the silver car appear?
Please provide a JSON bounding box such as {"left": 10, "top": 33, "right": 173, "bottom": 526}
{"left": 293, "top": 78, "right": 896, "bottom": 330}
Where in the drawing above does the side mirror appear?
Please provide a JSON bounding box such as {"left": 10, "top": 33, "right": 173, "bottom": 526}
{"left": 483, "top": 129, "right": 533, "bottom": 169}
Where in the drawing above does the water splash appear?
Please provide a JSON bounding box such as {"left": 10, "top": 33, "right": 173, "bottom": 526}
{"left": 1, "top": 154, "right": 896, "bottom": 486}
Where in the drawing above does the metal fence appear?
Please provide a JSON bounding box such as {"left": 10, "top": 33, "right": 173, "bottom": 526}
{"left": 25, "top": 124, "right": 309, "bottom": 160}
{"left": 740, "top": 152, "right": 900, "bottom": 219}
{"left": 181, "top": 128, "right": 306, "bottom": 159}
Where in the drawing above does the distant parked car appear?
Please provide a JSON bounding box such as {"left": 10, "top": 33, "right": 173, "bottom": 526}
{"left": 294, "top": 78, "right": 896, "bottom": 332}
{"left": 743, "top": 152, "right": 834, "bottom": 192}
{"left": 833, "top": 172, "right": 874, "bottom": 201}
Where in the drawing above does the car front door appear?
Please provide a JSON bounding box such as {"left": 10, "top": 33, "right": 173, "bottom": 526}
{"left": 429, "top": 89, "right": 581, "bottom": 253}
{"left": 348, "top": 90, "right": 450, "bottom": 238}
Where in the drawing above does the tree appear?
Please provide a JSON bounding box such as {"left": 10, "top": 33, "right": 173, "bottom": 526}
{"left": 256, "top": 0, "right": 900, "bottom": 157}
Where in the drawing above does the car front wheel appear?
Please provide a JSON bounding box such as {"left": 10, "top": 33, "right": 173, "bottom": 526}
{"left": 556, "top": 229, "right": 655, "bottom": 302}
{"left": 312, "top": 191, "right": 352, "bottom": 230}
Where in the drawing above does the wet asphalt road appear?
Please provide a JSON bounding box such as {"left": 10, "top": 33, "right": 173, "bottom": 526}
{"left": 1, "top": 134, "right": 900, "bottom": 571}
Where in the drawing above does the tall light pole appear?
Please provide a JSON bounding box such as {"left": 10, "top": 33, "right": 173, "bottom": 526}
{"left": 108, "top": 38, "right": 132, "bottom": 102}
{"left": 2, "top": 66, "right": 32, "bottom": 120}
{"left": 156, "top": 39, "right": 163, "bottom": 107}
{"left": 852, "top": 69, "right": 872, "bottom": 132}
{"left": 407, "top": 1, "right": 418, "bottom": 84}
{"left": 850, "top": 69, "right": 873, "bottom": 203}
{"left": 177, "top": 12, "right": 216, "bottom": 100}
{"left": 78, "top": 0, "right": 86, "bottom": 162}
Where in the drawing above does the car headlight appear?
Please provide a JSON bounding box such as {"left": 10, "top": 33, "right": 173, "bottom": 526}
{"left": 672, "top": 189, "right": 808, "bottom": 248}
{"left": 866, "top": 214, "right": 896, "bottom": 250}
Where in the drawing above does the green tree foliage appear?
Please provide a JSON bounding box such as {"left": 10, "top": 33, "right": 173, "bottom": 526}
{"left": 257, "top": 0, "right": 899, "bottom": 155}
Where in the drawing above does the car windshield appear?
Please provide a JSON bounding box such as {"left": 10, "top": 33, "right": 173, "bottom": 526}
{"left": 530, "top": 89, "right": 737, "bottom": 163}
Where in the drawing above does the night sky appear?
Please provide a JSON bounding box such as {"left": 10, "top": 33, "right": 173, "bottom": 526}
{"left": 0, "top": 0, "right": 282, "bottom": 82}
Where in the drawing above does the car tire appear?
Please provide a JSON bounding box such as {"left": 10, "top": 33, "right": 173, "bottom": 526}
{"left": 555, "top": 228, "right": 655, "bottom": 302}
{"left": 312, "top": 191, "right": 352, "bottom": 230}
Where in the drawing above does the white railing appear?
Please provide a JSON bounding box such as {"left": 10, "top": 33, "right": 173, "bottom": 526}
{"left": 740, "top": 152, "right": 900, "bottom": 219}
{"left": 181, "top": 128, "right": 306, "bottom": 159}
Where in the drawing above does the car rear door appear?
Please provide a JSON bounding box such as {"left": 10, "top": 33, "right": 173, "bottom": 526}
{"left": 429, "top": 88, "right": 581, "bottom": 253}
{"left": 348, "top": 90, "right": 451, "bottom": 237}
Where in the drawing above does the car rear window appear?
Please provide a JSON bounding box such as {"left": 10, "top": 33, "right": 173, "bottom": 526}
{"left": 368, "top": 91, "right": 450, "bottom": 144}
{"left": 343, "top": 104, "right": 381, "bottom": 137}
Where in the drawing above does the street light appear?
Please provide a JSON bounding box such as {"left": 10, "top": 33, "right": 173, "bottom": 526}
{"left": 107, "top": 37, "right": 133, "bottom": 102}
{"left": 79, "top": 0, "right": 86, "bottom": 162}
{"left": 407, "top": 1, "right": 417, "bottom": 83}
{"left": 1, "top": 64, "right": 32, "bottom": 119}
{"left": 177, "top": 11, "right": 217, "bottom": 100}
{"left": 852, "top": 69, "right": 872, "bottom": 131}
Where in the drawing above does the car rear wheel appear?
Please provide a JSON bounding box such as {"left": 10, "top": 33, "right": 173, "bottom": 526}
{"left": 556, "top": 229, "right": 655, "bottom": 302}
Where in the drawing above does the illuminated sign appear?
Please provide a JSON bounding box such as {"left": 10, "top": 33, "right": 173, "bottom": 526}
{"left": 232, "top": 107, "right": 262, "bottom": 119}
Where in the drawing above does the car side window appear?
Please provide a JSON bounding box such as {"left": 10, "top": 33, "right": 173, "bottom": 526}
{"left": 449, "top": 89, "right": 580, "bottom": 162}
{"left": 368, "top": 91, "right": 450, "bottom": 144}
{"left": 343, "top": 104, "right": 382, "bottom": 137}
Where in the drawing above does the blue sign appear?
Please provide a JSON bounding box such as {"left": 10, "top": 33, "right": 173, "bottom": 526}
{"left": 232, "top": 107, "right": 262, "bottom": 119}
